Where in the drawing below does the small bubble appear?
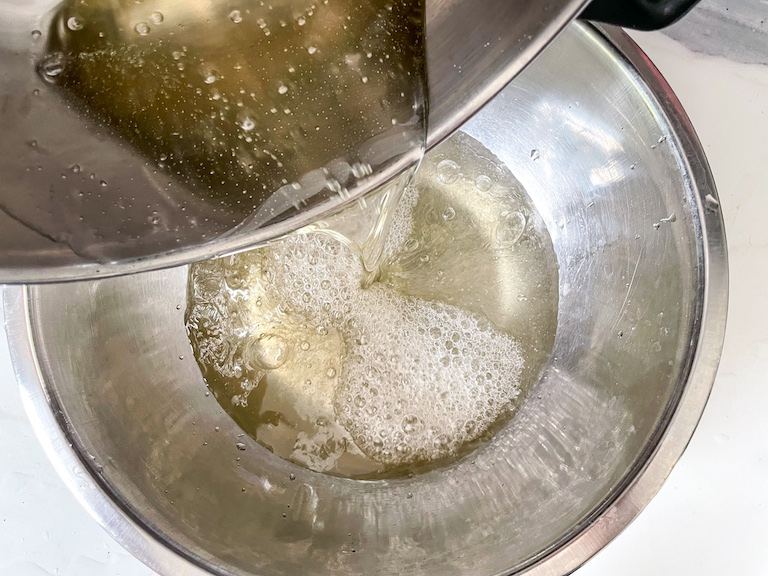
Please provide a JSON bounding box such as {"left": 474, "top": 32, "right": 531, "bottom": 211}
{"left": 297, "top": 16, "right": 306, "bottom": 25}
{"left": 67, "top": 16, "right": 83, "bottom": 31}
{"left": 230, "top": 9, "right": 243, "bottom": 23}
{"left": 475, "top": 175, "right": 492, "bottom": 191}
{"left": 238, "top": 115, "right": 255, "bottom": 131}
{"left": 204, "top": 72, "right": 218, "bottom": 84}
{"left": 179, "top": 355, "right": 184, "bottom": 360}
{"left": 300, "top": 340, "right": 310, "bottom": 351}
{"left": 214, "top": 426, "right": 220, "bottom": 432}
{"left": 249, "top": 333, "right": 289, "bottom": 369}
{"left": 31, "top": 30, "right": 42, "bottom": 40}
{"left": 150, "top": 11, "right": 164, "bottom": 24}
{"left": 361, "top": 76, "right": 369, "bottom": 84}
{"left": 278, "top": 84, "right": 288, "bottom": 94}
{"left": 406, "top": 492, "right": 413, "bottom": 499}
{"left": 289, "top": 473, "right": 296, "bottom": 480}
{"left": 307, "top": 45, "right": 317, "bottom": 54}
{"left": 134, "top": 22, "right": 150, "bottom": 36}
{"left": 37, "top": 52, "right": 66, "bottom": 84}
{"left": 326, "top": 367, "right": 336, "bottom": 378}
{"left": 403, "top": 238, "right": 419, "bottom": 252}
{"left": 176, "top": 304, "right": 182, "bottom": 310}
{"left": 436, "top": 159, "right": 459, "bottom": 184}
{"left": 32, "top": 89, "right": 40, "bottom": 96}
{"left": 495, "top": 211, "right": 526, "bottom": 246}
{"left": 100, "top": 180, "right": 107, "bottom": 187}
{"left": 317, "top": 325, "right": 328, "bottom": 336}
{"left": 70, "top": 164, "right": 81, "bottom": 173}
{"left": 442, "top": 206, "right": 456, "bottom": 221}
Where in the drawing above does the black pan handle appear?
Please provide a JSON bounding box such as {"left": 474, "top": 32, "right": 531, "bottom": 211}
{"left": 580, "top": 0, "right": 700, "bottom": 30}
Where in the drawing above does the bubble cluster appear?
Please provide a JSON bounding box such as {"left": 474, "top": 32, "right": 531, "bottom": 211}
{"left": 188, "top": 181, "right": 524, "bottom": 468}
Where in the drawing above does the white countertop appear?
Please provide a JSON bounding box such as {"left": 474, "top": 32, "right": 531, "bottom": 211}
{"left": 2, "top": 13, "right": 768, "bottom": 576}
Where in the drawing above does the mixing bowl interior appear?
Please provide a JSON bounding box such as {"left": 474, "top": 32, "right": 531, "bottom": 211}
{"left": 9, "top": 23, "right": 723, "bottom": 576}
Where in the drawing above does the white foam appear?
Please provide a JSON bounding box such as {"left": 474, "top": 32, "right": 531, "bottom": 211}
{"left": 251, "top": 188, "right": 524, "bottom": 466}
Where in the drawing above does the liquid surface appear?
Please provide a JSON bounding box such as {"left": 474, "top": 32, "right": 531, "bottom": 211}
{"left": 186, "top": 132, "right": 559, "bottom": 478}
{"left": 6, "top": 0, "right": 426, "bottom": 262}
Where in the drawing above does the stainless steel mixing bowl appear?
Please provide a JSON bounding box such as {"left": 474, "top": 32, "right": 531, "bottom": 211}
{"left": 5, "top": 23, "right": 727, "bottom": 576}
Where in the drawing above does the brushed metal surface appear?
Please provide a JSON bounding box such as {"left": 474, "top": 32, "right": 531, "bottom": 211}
{"left": 0, "top": 0, "right": 587, "bottom": 282}
{"left": 5, "top": 23, "right": 727, "bottom": 576}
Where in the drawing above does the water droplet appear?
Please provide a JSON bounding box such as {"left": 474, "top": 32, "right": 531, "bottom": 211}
{"left": 134, "top": 22, "right": 150, "bottom": 36}
{"left": 100, "top": 180, "right": 107, "bottom": 187}
{"left": 289, "top": 473, "right": 296, "bottom": 480}
{"left": 230, "top": 9, "right": 243, "bottom": 23}
{"left": 307, "top": 45, "right": 317, "bottom": 54}
{"left": 495, "top": 211, "right": 526, "bottom": 246}
{"left": 442, "top": 206, "right": 456, "bottom": 221}
{"left": 704, "top": 193, "right": 720, "bottom": 212}
{"left": 436, "top": 159, "right": 459, "bottom": 184}
{"left": 37, "top": 52, "right": 66, "bottom": 84}
{"left": 361, "top": 76, "right": 369, "bottom": 84}
{"left": 150, "top": 11, "right": 164, "bottom": 24}
{"left": 297, "top": 16, "right": 306, "bottom": 25}
{"left": 179, "top": 355, "right": 184, "bottom": 360}
{"left": 214, "top": 426, "right": 220, "bottom": 432}
{"left": 67, "top": 16, "right": 83, "bottom": 31}
{"left": 176, "top": 304, "right": 182, "bottom": 310}
{"left": 238, "top": 115, "right": 255, "bottom": 131}
{"left": 326, "top": 367, "right": 336, "bottom": 378}
{"left": 300, "top": 340, "right": 310, "bottom": 351}
{"left": 406, "top": 492, "right": 413, "bottom": 499}
{"left": 475, "top": 175, "right": 492, "bottom": 191}
{"left": 32, "top": 89, "right": 40, "bottom": 96}
{"left": 70, "top": 164, "right": 81, "bottom": 173}
{"left": 204, "top": 71, "right": 218, "bottom": 84}
{"left": 31, "top": 30, "right": 42, "bottom": 40}
{"left": 236, "top": 442, "right": 246, "bottom": 450}
{"left": 317, "top": 325, "right": 328, "bottom": 336}
{"left": 658, "top": 135, "right": 667, "bottom": 143}
{"left": 278, "top": 84, "right": 288, "bottom": 95}
{"left": 660, "top": 213, "right": 676, "bottom": 223}
{"left": 530, "top": 149, "right": 540, "bottom": 161}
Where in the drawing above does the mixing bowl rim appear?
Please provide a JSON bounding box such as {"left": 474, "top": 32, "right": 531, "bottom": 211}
{"left": 3, "top": 22, "right": 728, "bottom": 576}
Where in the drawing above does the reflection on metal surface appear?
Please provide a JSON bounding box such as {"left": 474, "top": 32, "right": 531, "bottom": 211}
{"left": 5, "top": 23, "right": 727, "bottom": 576}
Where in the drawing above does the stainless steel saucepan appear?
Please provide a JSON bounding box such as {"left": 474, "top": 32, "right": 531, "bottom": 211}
{"left": 0, "top": 0, "right": 697, "bottom": 281}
